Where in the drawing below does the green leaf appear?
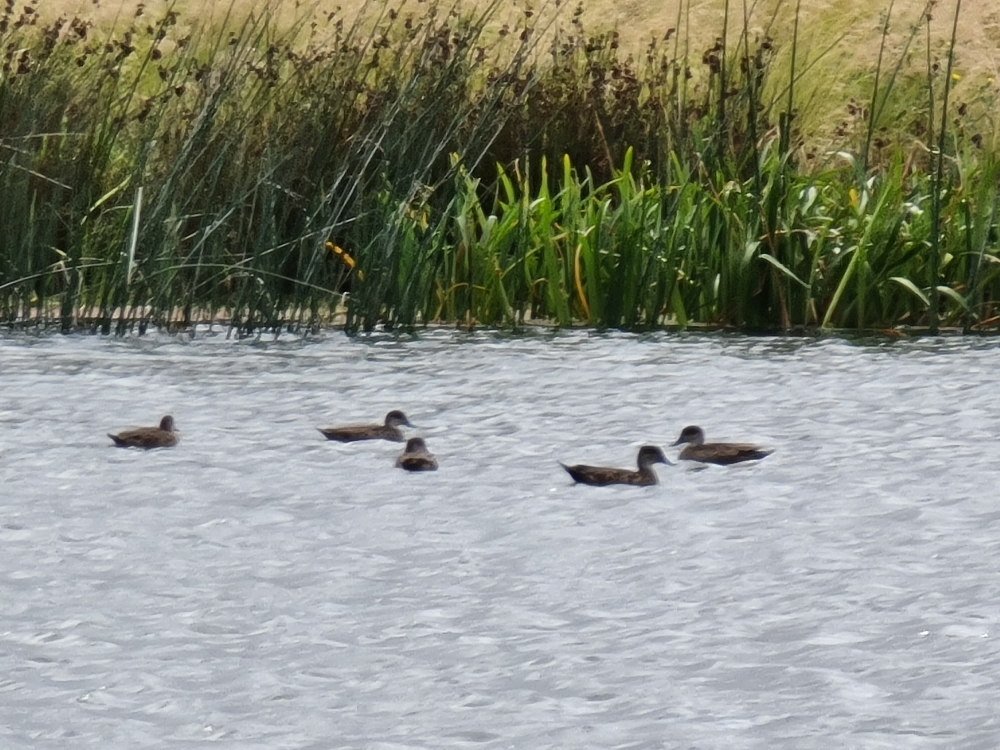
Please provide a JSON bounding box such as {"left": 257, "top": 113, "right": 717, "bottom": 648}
{"left": 759, "top": 253, "right": 809, "bottom": 289}
{"left": 670, "top": 286, "right": 688, "bottom": 327}
{"left": 936, "top": 285, "right": 969, "bottom": 310}
{"left": 890, "top": 276, "right": 929, "bottom": 306}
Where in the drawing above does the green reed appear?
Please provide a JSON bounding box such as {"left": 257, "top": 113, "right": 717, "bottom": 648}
{"left": 0, "top": 0, "right": 991, "bottom": 334}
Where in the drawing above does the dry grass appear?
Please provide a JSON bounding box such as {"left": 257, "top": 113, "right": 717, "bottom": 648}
{"left": 38, "top": 0, "right": 1000, "bottom": 138}
{"left": 43, "top": 0, "right": 999, "bottom": 56}
{"left": 43, "top": 0, "right": 1000, "bottom": 62}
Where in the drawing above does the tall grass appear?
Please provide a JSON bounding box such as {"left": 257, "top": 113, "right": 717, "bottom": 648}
{"left": 0, "top": 0, "right": 993, "bottom": 335}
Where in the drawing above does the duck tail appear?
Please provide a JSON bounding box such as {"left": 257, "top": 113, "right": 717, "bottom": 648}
{"left": 559, "top": 462, "right": 582, "bottom": 483}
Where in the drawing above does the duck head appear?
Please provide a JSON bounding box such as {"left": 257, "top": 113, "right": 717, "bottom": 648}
{"left": 637, "top": 445, "right": 671, "bottom": 468}
{"left": 159, "top": 415, "right": 176, "bottom": 432}
{"left": 385, "top": 410, "right": 412, "bottom": 428}
{"left": 672, "top": 425, "right": 705, "bottom": 447}
{"left": 404, "top": 437, "right": 428, "bottom": 453}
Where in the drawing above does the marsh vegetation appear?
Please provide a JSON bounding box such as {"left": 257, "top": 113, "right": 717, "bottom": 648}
{"left": 0, "top": 0, "right": 994, "bottom": 334}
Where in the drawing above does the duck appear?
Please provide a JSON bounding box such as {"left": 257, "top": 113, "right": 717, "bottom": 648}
{"left": 108, "top": 415, "right": 179, "bottom": 449}
{"left": 395, "top": 437, "right": 438, "bottom": 472}
{"left": 318, "top": 410, "right": 412, "bottom": 443}
{"left": 560, "top": 445, "right": 671, "bottom": 486}
{"left": 671, "top": 425, "right": 771, "bottom": 465}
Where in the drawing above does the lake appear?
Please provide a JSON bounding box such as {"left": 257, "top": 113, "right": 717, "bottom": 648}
{"left": 2, "top": 329, "right": 999, "bottom": 749}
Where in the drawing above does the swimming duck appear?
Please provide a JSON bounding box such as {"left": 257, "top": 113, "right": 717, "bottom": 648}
{"left": 560, "top": 445, "right": 671, "bottom": 486}
{"left": 318, "top": 410, "right": 412, "bottom": 443}
{"left": 108, "top": 415, "right": 179, "bottom": 449}
{"left": 671, "top": 425, "right": 771, "bottom": 465}
{"left": 395, "top": 437, "right": 438, "bottom": 472}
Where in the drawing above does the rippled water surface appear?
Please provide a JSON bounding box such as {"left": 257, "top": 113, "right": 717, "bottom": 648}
{"left": 2, "top": 330, "right": 1000, "bottom": 749}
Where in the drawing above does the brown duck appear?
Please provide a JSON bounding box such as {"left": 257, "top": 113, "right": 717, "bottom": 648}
{"left": 395, "top": 437, "right": 438, "bottom": 472}
{"left": 560, "top": 445, "right": 671, "bottom": 486}
{"left": 108, "top": 415, "right": 179, "bottom": 449}
{"left": 671, "top": 425, "right": 771, "bottom": 465}
{"left": 318, "top": 410, "right": 412, "bottom": 443}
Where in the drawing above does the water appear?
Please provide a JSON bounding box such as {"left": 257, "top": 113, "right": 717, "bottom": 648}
{"left": 2, "top": 330, "right": 1000, "bottom": 749}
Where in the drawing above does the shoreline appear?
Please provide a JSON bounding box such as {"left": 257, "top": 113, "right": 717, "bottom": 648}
{"left": 3, "top": 304, "right": 998, "bottom": 339}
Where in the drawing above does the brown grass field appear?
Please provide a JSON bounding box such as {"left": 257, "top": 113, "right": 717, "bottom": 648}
{"left": 37, "top": 0, "right": 1000, "bottom": 137}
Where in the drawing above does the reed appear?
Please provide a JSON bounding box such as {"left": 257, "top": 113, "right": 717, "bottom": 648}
{"left": 0, "top": 0, "right": 992, "bottom": 335}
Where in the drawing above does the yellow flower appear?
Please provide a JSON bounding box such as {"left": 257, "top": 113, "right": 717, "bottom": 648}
{"left": 849, "top": 187, "right": 859, "bottom": 209}
{"left": 326, "top": 241, "right": 355, "bottom": 268}
{"left": 326, "top": 241, "right": 364, "bottom": 280}
{"left": 951, "top": 72, "right": 962, "bottom": 82}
